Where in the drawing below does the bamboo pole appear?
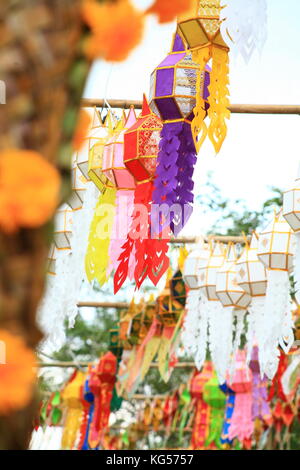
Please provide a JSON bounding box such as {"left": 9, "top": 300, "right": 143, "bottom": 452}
{"left": 77, "top": 301, "right": 129, "bottom": 309}
{"left": 37, "top": 361, "right": 195, "bottom": 368}
{"left": 82, "top": 99, "right": 300, "bottom": 115}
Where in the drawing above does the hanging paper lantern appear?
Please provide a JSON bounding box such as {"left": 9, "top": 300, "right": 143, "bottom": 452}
{"left": 157, "top": 278, "right": 183, "bottom": 327}
{"left": 53, "top": 204, "right": 73, "bottom": 250}
{"left": 216, "top": 245, "right": 251, "bottom": 376}
{"left": 182, "top": 241, "right": 210, "bottom": 369}
{"left": 68, "top": 153, "right": 87, "bottom": 210}
{"left": 283, "top": 168, "right": 300, "bottom": 303}
{"left": 103, "top": 108, "right": 137, "bottom": 190}
{"left": 249, "top": 346, "right": 272, "bottom": 425}
{"left": 46, "top": 244, "right": 56, "bottom": 275}
{"left": 219, "top": 382, "right": 235, "bottom": 446}
{"left": 197, "top": 242, "right": 227, "bottom": 382}
{"left": 190, "top": 363, "right": 214, "bottom": 450}
{"left": 203, "top": 373, "right": 226, "bottom": 449}
{"left": 88, "top": 111, "right": 115, "bottom": 193}
{"left": 221, "top": 0, "right": 268, "bottom": 64}
{"left": 236, "top": 232, "right": 268, "bottom": 364}
{"left": 77, "top": 107, "right": 102, "bottom": 180}
{"left": 114, "top": 97, "right": 169, "bottom": 293}
{"left": 257, "top": 211, "right": 295, "bottom": 379}
{"left": 177, "top": 0, "right": 230, "bottom": 154}
{"left": 150, "top": 33, "right": 210, "bottom": 235}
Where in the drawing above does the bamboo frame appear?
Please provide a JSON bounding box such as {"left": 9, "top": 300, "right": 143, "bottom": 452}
{"left": 82, "top": 99, "right": 300, "bottom": 115}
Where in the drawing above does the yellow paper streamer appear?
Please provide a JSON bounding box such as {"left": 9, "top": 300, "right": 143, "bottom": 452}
{"left": 85, "top": 187, "right": 117, "bottom": 286}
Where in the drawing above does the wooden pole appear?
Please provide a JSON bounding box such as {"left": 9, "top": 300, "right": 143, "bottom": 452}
{"left": 77, "top": 301, "right": 129, "bottom": 309}
{"left": 38, "top": 361, "right": 195, "bottom": 368}
{"left": 82, "top": 99, "right": 300, "bottom": 115}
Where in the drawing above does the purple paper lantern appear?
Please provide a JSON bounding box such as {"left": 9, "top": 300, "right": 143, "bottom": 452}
{"left": 149, "top": 34, "right": 210, "bottom": 236}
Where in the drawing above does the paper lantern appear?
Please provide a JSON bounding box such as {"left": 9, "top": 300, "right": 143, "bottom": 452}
{"left": 114, "top": 98, "right": 169, "bottom": 294}
{"left": 97, "top": 351, "right": 117, "bottom": 385}
{"left": 149, "top": 33, "right": 210, "bottom": 122}
{"left": 236, "top": 232, "right": 268, "bottom": 365}
{"left": 46, "top": 244, "right": 56, "bottom": 275}
{"left": 236, "top": 232, "right": 267, "bottom": 297}
{"left": 102, "top": 108, "right": 137, "bottom": 190}
{"left": 77, "top": 107, "right": 103, "bottom": 180}
{"left": 157, "top": 276, "right": 183, "bottom": 327}
{"left": 198, "top": 243, "right": 226, "bottom": 301}
{"left": 150, "top": 33, "right": 210, "bottom": 236}
{"left": 216, "top": 246, "right": 251, "bottom": 310}
{"left": 283, "top": 168, "right": 300, "bottom": 304}
{"left": 257, "top": 211, "right": 295, "bottom": 379}
{"left": 177, "top": 0, "right": 230, "bottom": 153}
{"left": 283, "top": 175, "right": 300, "bottom": 232}
{"left": 69, "top": 154, "right": 87, "bottom": 210}
{"left": 124, "top": 96, "right": 162, "bottom": 184}
{"left": 54, "top": 204, "right": 73, "bottom": 250}
{"left": 258, "top": 211, "right": 294, "bottom": 272}
{"left": 183, "top": 243, "right": 210, "bottom": 289}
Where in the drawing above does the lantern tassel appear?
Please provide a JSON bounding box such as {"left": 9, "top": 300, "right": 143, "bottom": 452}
{"left": 247, "top": 296, "right": 266, "bottom": 366}
{"left": 263, "top": 269, "right": 293, "bottom": 379}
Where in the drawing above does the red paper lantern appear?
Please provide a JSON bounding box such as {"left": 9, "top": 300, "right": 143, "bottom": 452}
{"left": 124, "top": 95, "right": 162, "bottom": 184}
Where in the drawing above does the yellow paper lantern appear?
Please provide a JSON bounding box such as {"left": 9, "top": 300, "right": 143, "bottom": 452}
{"left": 177, "top": 0, "right": 230, "bottom": 153}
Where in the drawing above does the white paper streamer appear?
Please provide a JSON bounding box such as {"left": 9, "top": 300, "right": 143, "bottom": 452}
{"left": 247, "top": 296, "right": 266, "bottom": 366}
{"left": 38, "top": 182, "right": 99, "bottom": 350}
{"left": 262, "top": 270, "right": 293, "bottom": 379}
{"left": 221, "top": 0, "right": 268, "bottom": 63}
{"left": 294, "top": 233, "right": 300, "bottom": 304}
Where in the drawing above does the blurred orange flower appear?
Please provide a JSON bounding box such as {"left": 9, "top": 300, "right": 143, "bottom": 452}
{"left": 147, "top": 0, "right": 193, "bottom": 23}
{"left": 0, "top": 330, "right": 36, "bottom": 414}
{"left": 72, "top": 109, "right": 91, "bottom": 151}
{"left": 82, "top": 0, "right": 144, "bottom": 62}
{"left": 0, "top": 150, "right": 61, "bottom": 233}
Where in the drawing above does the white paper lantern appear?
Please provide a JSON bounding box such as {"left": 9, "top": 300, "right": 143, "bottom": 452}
{"left": 257, "top": 211, "right": 295, "bottom": 379}
{"left": 283, "top": 167, "right": 300, "bottom": 303}
{"left": 198, "top": 243, "right": 226, "bottom": 301}
{"left": 183, "top": 243, "right": 210, "bottom": 289}
{"left": 236, "top": 232, "right": 267, "bottom": 297}
{"left": 257, "top": 211, "right": 294, "bottom": 272}
{"left": 54, "top": 204, "right": 73, "bottom": 250}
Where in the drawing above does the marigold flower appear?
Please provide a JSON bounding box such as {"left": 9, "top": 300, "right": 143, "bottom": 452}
{"left": 0, "top": 330, "right": 36, "bottom": 415}
{"left": 82, "top": 0, "right": 144, "bottom": 62}
{"left": 0, "top": 150, "right": 61, "bottom": 233}
{"left": 72, "top": 109, "right": 91, "bottom": 151}
{"left": 147, "top": 0, "right": 193, "bottom": 23}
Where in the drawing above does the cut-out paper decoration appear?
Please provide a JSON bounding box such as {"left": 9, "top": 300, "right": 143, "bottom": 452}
{"left": 203, "top": 372, "right": 226, "bottom": 449}
{"left": 228, "top": 350, "right": 254, "bottom": 442}
{"left": 257, "top": 211, "right": 295, "bottom": 379}
{"left": 77, "top": 107, "right": 102, "bottom": 180}
{"left": 221, "top": 0, "right": 268, "bottom": 64}
{"left": 216, "top": 244, "right": 251, "bottom": 375}
{"left": 197, "top": 242, "right": 227, "bottom": 382}
{"left": 182, "top": 240, "right": 210, "bottom": 370}
{"left": 114, "top": 97, "right": 169, "bottom": 293}
{"left": 177, "top": 0, "right": 230, "bottom": 154}
{"left": 236, "top": 232, "right": 268, "bottom": 365}
{"left": 150, "top": 33, "right": 210, "bottom": 235}
{"left": 283, "top": 166, "right": 300, "bottom": 303}
{"left": 54, "top": 204, "right": 73, "bottom": 250}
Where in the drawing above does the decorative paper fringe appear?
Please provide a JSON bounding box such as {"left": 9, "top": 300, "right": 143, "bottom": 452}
{"left": 85, "top": 187, "right": 117, "bottom": 286}
{"left": 182, "top": 289, "right": 201, "bottom": 358}
{"left": 247, "top": 296, "right": 266, "bottom": 366}
{"left": 38, "top": 183, "right": 98, "bottom": 349}
{"left": 228, "top": 391, "right": 253, "bottom": 442}
{"left": 221, "top": 0, "right": 268, "bottom": 64}
{"left": 207, "top": 301, "right": 233, "bottom": 384}
{"left": 191, "top": 46, "right": 230, "bottom": 154}
{"left": 230, "top": 309, "right": 246, "bottom": 372}
{"left": 262, "top": 269, "right": 293, "bottom": 379}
